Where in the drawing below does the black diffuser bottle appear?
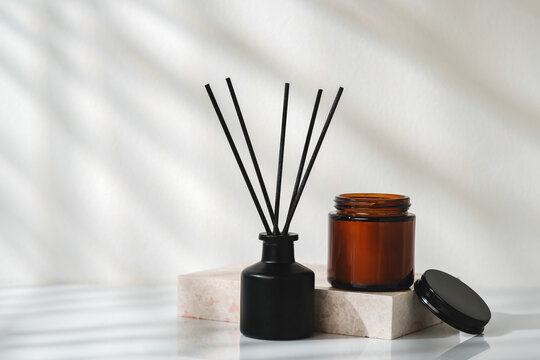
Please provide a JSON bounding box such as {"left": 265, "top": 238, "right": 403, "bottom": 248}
{"left": 205, "top": 79, "right": 343, "bottom": 340}
{"left": 241, "top": 233, "right": 314, "bottom": 340}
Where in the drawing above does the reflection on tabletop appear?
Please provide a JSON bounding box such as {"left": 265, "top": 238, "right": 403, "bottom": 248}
{"left": 177, "top": 289, "right": 540, "bottom": 360}
{"left": 0, "top": 285, "right": 539, "bottom": 359}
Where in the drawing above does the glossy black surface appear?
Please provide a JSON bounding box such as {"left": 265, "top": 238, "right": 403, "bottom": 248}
{"left": 414, "top": 269, "right": 491, "bottom": 334}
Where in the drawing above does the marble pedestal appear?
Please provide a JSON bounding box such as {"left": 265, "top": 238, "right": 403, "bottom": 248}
{"left": 177, "top": 264, "right": 441, "bottom": 339}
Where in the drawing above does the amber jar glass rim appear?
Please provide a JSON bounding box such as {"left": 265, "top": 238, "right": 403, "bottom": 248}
{"left": 334, "top": 193, "right": 410, "bottom": 211}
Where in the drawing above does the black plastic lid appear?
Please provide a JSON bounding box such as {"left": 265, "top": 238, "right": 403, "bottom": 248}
{"left": 414, "top": 269, "right": 491, "bottom": 334}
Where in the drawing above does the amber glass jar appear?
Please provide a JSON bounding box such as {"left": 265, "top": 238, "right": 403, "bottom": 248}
{"left": 328, "top": 193, "right": 415, "bottom": 291}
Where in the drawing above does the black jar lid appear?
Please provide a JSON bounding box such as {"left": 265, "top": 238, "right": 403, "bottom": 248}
{"left": 414, "top": 269, "right": 491, "bottom": 334}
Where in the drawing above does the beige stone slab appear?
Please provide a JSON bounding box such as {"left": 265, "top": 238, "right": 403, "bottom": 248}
{"left": 178, "top": 264, "right": 441, "bottom": 339}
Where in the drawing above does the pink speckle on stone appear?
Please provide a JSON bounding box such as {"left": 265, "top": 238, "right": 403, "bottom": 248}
{"left": 182, "top": 311, "right": 202, "bottom": 320}
{"left": 208, "top": 297, "right": 219, "bottom": 305}
{"left": 228, "top": 302, "right": 240, "bottom": 313}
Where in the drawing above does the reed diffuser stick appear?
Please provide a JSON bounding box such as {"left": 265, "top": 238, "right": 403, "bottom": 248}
{"left": 226, "top": 78, "right": 275, "bottom": 222}
{"left": 282, "top": 87, "right": 344, "bottom": 234}
{"left": 285, "top": 89, "right": 322, "bottom": 226}
{"left": 205, "top": 84, "right": 272, "bottom": 234}
{"left": 273, "top": 83, "right": 289, "bottom": 235}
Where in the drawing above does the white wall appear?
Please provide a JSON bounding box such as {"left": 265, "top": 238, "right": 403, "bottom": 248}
{"left": 1, "top": 0, "right": 539, "bottom": 289}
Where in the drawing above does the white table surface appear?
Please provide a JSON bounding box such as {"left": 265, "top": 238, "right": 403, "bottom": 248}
{"left": 0, "top": 285, "right": 538, "bottom": 360}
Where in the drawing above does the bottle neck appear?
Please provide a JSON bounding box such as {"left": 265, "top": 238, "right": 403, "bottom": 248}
{"left": 261, "top": 241, "right": 295, "bottom": 263}
{"left": 258, "top": 232, "right": 298, "bottom": 264}
{"left": 334, "top": 193, "right": 411, "bottom": 217}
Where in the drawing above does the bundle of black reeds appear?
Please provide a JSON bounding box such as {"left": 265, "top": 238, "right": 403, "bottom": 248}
{"left": 205, "top": 79, "right": 343, "bottom": 236}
